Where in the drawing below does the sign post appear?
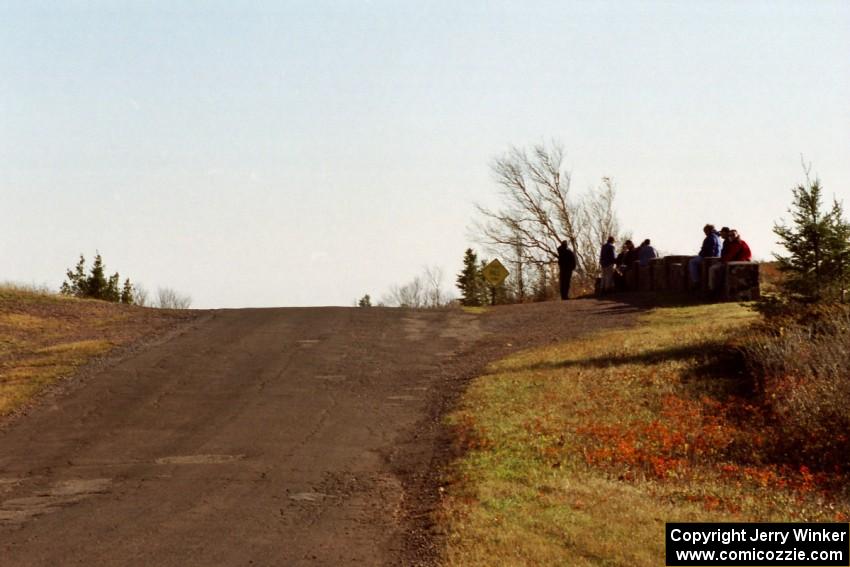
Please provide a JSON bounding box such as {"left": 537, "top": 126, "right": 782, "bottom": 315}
{"left": 481, "top": 259, "right": 510, "bottom": 305}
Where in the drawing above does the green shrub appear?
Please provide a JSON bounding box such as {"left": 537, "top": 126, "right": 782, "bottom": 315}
{"left": 60, "top": 253, "right": 134, "bottom": 304}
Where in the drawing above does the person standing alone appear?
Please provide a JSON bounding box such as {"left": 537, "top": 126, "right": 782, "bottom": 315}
{"left": 557, "top": 240, "right": 577, "bottom": 300}
{"left": 600, "top": 236, "right": 617, "bottom": 293}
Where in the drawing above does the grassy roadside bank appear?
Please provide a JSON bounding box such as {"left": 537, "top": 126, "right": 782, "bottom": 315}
{"left": 0, "top": 284, "right": 194, "bottom": 417}
{"left": 438, "top": 302, "right": 849, "bottom": 566}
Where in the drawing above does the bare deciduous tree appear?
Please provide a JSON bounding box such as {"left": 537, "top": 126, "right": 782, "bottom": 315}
{"left": 382, "top": 265, "right": 453, "bottom": 308}
{"left": 384, "top": 277, "right": 424, "bottom": 308}
{"left": 155, "top": 287, "right": 192, "bottom": 309}
{"left": 134, "top": 284, "right": 149, "bottom": 307}
{"left": 424, "top": 265, "right": 446, "bottom": 308}
{"left": 578, "top": 176, "right": 622, "bottom": 275}
{"left": 474, "top": 142, "right": 624, "bottom": 283}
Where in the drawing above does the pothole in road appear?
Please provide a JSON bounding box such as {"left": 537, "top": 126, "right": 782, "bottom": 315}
{"left": 155, "top": 454, "right": 246, "bottom": 465}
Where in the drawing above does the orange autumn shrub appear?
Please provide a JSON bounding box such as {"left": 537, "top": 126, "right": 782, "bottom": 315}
{"left": 576, "top": 395, "right": 738, "bottom": 480}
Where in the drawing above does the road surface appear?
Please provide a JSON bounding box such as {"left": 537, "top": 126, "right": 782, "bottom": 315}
{"left": 0, "top": 301, "right": 640, "bottom": 566}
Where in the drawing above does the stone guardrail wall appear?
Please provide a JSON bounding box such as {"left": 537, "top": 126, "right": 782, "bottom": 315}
{"left": 613, "top": 256, "right": 760, "bottom": 301}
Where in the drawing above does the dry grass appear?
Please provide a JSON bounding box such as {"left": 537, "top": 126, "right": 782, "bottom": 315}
{"left": 0, "top": 281, "right": 54, "bottom": 297}
{"left": 0, "top": 286, "right": 194, "bottom": 416}
{"left": 758, "top": 260, "right": 783, "bottom": 296}
{"left": 438, "top": 302, "right": 849, "bottom": 566}
{"left": 461, "top": 306, "right": 490, "bottom": 315}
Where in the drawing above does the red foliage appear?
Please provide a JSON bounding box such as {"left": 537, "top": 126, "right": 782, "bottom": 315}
{"left": 577, "top": 395, "right": 737, "bottom": 480}
{"left": 574, "top": 392, "right": 846, "bottom": 504}
{"left": 716, "top": 462, "right": 831, "bottom": 494}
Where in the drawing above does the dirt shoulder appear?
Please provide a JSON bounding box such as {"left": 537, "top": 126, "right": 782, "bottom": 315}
{"left": 0, "top": 287, "right": 198, "bottom": 420}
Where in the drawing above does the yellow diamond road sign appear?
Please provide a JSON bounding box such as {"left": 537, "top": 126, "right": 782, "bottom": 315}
{"left": 482, "top": 259, "right": 509, "bottom": 286}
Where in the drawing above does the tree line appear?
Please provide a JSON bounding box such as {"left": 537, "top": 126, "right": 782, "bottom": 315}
{"left": 60, "top": 252, "right": 192, "bottom": 309}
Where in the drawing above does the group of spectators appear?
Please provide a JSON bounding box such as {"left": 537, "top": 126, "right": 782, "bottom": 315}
{"left": 594, "top": 224, "right": 752, "bottom": 295}
{"left": 689, "top": 224, "right": 752, "bottom": 293}
{"left": 555, "top": 224, "right": 753, "bottom": 300}
{"left": 599, "top": 237, "right": 660, "bottom": 292}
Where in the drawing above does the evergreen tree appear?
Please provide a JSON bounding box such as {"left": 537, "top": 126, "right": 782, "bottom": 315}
{"left": 86, "top": 253, "right": 109, "bottom": 299}
{"left": 120, "top": 278, "right": 135, "bottom": 304}
{"left": 455, "top": 249, "right": 485, "bottom": 306}
{"left": 105, "top": 272, "right": 121, "bottom": 302}
{"left": 358, "top": 294, "right": 372, "bottom": 307}
{"left": 774, "top": 176, "right": 850, "bottom": 302}
{"left": 60, "top": 255, "right": 88, "bottom": 297}
{"left": 60, "top": 253, "right": 130, "bottom": 303}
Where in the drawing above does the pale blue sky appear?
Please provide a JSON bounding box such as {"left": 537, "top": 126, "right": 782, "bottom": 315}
{"left": 3, "top": 1, "right": 849, "bottom": 307}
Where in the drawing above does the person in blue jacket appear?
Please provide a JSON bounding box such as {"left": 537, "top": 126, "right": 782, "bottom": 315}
{"left": 638, "top": 238, "right": 658, "bottom": 266}
{"left": 688, "top": 224, "right": 721, "bottom": 288}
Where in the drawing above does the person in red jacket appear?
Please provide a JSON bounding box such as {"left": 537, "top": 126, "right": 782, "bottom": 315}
{"left": 709, "top": 230, "right": 752, "bottom": 292}
{"left": 723, "top": 230, "right": 752, "bottom": 262}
